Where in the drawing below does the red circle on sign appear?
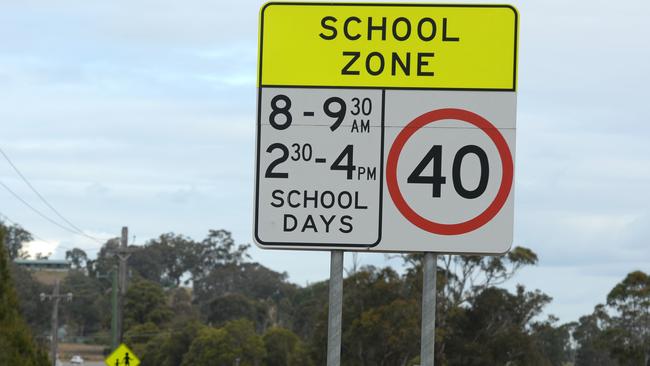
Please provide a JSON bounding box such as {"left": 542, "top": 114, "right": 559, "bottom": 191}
{"left": 386, "top": 108, "right": 514, "bottom": 236}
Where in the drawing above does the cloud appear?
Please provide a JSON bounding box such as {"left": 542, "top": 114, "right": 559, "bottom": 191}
{"left": 24, "top": 239, "right": 60, "bottom": 258}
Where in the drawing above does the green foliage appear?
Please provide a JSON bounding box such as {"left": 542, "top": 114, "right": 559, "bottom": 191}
{"left": 573, "top": 305, "right": 617, "bottom": 366}
{"left": 169, "top": 287, "right": 198, "bottom": 320}
{"left": 87, "top": 237, "right": 120, "bottom": 279}
{"left": 2, "top": 221, "right": 580, "bottom": 366}
{"left": 140, "top": 320, "right": 204, "bottom": 366}
{"left": 205, "top": 293, "right": 259, "bottom": 327}
{"left": 289, "top": 280, "right": 329, "bottom": 340}
{"left": 10, "top": 264, "right": 51, "bottom": 336}
{"left": 573, "top": 272, "right": 650, "bottom": 366}
{"left": 308, "top": 266, "right": 416, "bottom": 366}
{"left": 263, "top": 327, "right": 313, "bottom": 366}
{"left": 180, "top": 327, "right": 231, "bottom": 366}
{"left": 124, "top": 278, "right": 173, "bottom": 329}
{"left": 61, "top": 270, "right": 105, "bottom": 337}
{"left": 0, "top": 227, "right": 49, "bottom": 366}
{"left": 605, "top": 271, "right": 650, "bottom": 365}
{"left": 147, "top": 232, "right": 197, "bottom": 286}
{"left": 400, "top": 248, "right": 540, "bottom": 364}
{"left": 198, "top": 229, "right": 251, "bottom": 269}
{"left": 128, "top": 229, "right": 252, "bottom": 289}
{"left": 532, "top": 320, "right": 575, "bottom": 366}
{"left": 444, "top": 286, "right": 552, "bottom": 366}
{"left": 1, "top": 220, "right": 32, "bottom": 260}
{"left": 181, "top": 319, "right": 266, "bottom": 366}
{"left": 348, "top": 299, "right": 420, "bottom": 366}
{"left": 193, "top": 262, "right": 294, "bottom": 303}
{"left": 124, "top": 322, "right": 160, "bottom": 356}
{"left": 193, "top": 261, "right": 297, "bottom": 330}
{"left": 128, "top": 244, "right": 166, "bottom": 285}
{"left": 65, "top": 248, "right": 88, "bottom": 270}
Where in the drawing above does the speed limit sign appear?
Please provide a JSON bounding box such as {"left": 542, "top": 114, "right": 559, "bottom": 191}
{"left": 254, "top": 3, "right": 518, "bottom": 254}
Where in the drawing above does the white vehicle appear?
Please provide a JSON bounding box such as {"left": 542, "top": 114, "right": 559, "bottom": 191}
{"left": 70, "top": 355, "right": 84, "bottom": 365}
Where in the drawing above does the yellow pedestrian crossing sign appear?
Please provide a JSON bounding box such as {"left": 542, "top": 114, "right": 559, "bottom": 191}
{"left": 105, "top": 343, "right": 140, "bottom": 366}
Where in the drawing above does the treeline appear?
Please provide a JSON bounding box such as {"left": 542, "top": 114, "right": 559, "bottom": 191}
{"left": 2, "top": 220, "right": 650, "bottom": 365}
{"left": 0, "top": 225, "right": 49, "bottom": 366}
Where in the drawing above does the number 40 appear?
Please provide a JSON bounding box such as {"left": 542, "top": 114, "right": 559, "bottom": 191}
{"left": 407, "top": 145, "right": 489, "bottom": 199}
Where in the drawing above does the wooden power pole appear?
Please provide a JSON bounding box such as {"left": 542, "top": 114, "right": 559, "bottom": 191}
{"left": 41, "top": 279, "right": 72, "bottom": 366}
{"left": 115, "top": 226, "right": 131, "bottom": 343}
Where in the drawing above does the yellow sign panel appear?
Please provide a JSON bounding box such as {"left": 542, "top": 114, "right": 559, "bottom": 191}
{"left": 259, "top": 3, "right": 518, "bottom": 90}
{"left": 105, "top": 344, "right": 140, "bottom": 366}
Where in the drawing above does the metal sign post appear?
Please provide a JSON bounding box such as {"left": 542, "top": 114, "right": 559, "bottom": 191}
{"left": 327, "top": 250, "right": 344, "bottom": 366}
{"left": 420, "top": 253, "right": 437, "bottom": 366}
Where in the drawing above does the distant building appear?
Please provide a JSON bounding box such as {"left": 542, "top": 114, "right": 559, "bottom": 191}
{"left": 14, "top": 259, "right": 71, "bottom": 271}
{"left": 14, "top": 259, "right": 71, "bottom": 285}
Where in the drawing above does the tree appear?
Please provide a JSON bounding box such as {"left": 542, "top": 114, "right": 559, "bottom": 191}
{"left": 193, "top": 261, "right": 297, "bottom": 330}
{"left": 572, "top": 272, "right": 650, "bottom": 366}
{"left": 402, "top": 246, "right": 539, "bottom": 363}
{"left": 180, "top": 327, "right": 232, "bottom": 366}
{"left": 347, "top": 299, "right": 420, "bottom": 366}
{"left": 128, "top": 244, "right": 165, "bottom": 285}
{"left": 65, "top": 248, "right": 88, "bottom": 270}
{"left": 124, "top": 322, "right": 160, "bottom": 356}
{"left": 0, "top": 220, "right": 32, "bottom": 260}
{"left": 124, "top": 278, "right": 173, "bottom": 329}
{"left": 131, "top": 230, "right": 252, "bottom": 289}
{"left": 10, "top": 264, "right": 52, "bottom": 337}
{"left": 0, "top": 227, "right": 49, "bottom": 366}
{"left": 34, "top": 252, "right": 50, "bottom": 260}
{"left": 181, "top": 319, "right": 266, "bottom": 366}
{"left": 263, "top": 327, "right": 313, "bottom": 366}
{"left": 146, "top": 233, "right": 197, "bottom": 287}
{"left": 204, "top": 294, "right": 260, "bottom": 327}
{"left": 88, "top": 238, "right": 120, "bottom": 279}
{"left": 573, "top": 305, "right": 616, "bottom": 366}
{"left": 605, "top": 271, "right": 650, "bottom": 365}
{"left": 140, "top": 320, "right": 204, "bottom": 366}
{"left": 197, "top": 229, "right": 250, "bottom": 270}
{"left": 308, "top": 266, "right": 410, "bottom": 366}
{"left": 444, "top": 286, "right": 552, "bottom": 366}
{"left": 61, "top": 270, "right": 104, "bottom": 337}
{"left": 189, "top": 230, "right": 253, "bottom": 287}
{"left": 532, "top": 319, "right": 574, "bottom": 366}
{"left": 169, "top": 287, "right": 198, "bottom": 320}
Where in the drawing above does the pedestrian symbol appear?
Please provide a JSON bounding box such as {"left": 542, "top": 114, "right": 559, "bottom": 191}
{"left": 105, "top": 344, "right": 140, "bottom": 366}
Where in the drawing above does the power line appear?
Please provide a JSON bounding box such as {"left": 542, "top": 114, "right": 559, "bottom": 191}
{"left": 0, "top": 210, "right": 57, "bottom": 246}
{"left": 0, "top": 147, "right": 109, "bottom": 243}
{"left": 0, "top": 211, "right": 105, "bottom": 254}
{"left": 0, "top": 180, "right": 83, "bottom": 235}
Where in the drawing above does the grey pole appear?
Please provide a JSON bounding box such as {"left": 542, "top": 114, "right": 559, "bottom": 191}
{"left": 111, "top": 268, "right": 119, "bottom": 351}
{"left": 326, "top": 250, "right": 344, "bottom": 366}
{"left": 420, "top": 253, "right": 437, "bottom": 366}
{"left": 117, "top": 226, "right": 129, "bottom": 343}
{"left": 50, "top": 280, "right": 60, "bottom": 366}
{"left": 42, "top": 279, "right": 72, "bottom": 366}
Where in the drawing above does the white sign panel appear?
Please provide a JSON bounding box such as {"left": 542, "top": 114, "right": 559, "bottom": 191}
{"left": 254, "top": 3, "right": 518, "bottom": 253}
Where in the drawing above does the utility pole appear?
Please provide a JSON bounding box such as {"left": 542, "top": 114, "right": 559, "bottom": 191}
{"left": 96, "top": 268, "right": 119, "bottom": 351}
{"left": 111, "top": 268, "right": 119, "bottom": 350}
{"left": 41, "top": 279, "right": 73, "bottom": 366}
{"left": 115, "top": 226, "right": 131, "bottom": 344}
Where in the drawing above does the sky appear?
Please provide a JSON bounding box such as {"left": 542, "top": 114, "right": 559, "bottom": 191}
{"left": 0, "top": 0, "right": 649, "bottom": 323}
